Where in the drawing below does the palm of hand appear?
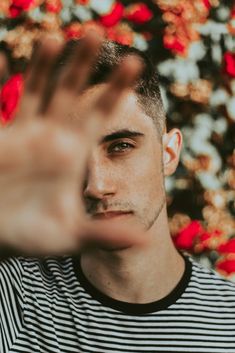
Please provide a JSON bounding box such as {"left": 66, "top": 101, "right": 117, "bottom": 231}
{"left": 0, "top": 35, "right": 142, "bottom": 255}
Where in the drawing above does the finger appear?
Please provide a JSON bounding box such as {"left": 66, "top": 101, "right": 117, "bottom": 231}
{"left": 0, "top": 223, "right": 80, "bottom": 257}
{"left": 79, "top": 219, "right": 147, "bottom": 252}
{"left": 16, "top": 36, "right": 64, "bottom": 122}
{"left": 61, "top": 32, "right": 103, "bottom": 93}
{"left": 43, "top": 33, "right": 103, "bottom": 121}
{"left": 80, "top": 54, "right": 143, "bottom": 142}
{"left": 94, "top": 54, "right": 143, "bottom": 115}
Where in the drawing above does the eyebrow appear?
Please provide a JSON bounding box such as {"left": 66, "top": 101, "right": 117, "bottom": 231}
{"left": 100, "top": 129, "right": 145, "bottom": 144}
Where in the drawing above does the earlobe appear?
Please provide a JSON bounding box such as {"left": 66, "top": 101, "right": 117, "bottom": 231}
{"left": 162, "top": 129, "right": 182, "bottom": 176}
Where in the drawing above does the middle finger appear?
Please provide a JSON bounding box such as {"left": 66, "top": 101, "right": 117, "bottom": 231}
{"left": 43, "top": 33, "right": 103, "bottom": 122}
{"left": 16, "top": 36, "right": 63, "bottom": 122}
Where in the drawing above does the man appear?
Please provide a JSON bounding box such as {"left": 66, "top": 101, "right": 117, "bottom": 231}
{"left": 0, "top": 36, "right": 235, "bottom": 353}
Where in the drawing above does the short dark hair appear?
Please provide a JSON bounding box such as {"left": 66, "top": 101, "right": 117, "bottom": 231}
{"left": 61, "top": 40, "right": 166, "bottom": 136}
{"left": 89, "top": 41, "right": 166, "bottom": 136}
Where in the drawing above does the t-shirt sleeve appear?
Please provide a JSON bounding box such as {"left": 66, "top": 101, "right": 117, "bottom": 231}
{"left": 0, "top": 258, "right": 25, "bottom": 352}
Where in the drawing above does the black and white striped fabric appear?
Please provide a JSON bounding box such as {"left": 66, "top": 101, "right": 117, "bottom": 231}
{"left": 1, "top": 254, "right": 235, "bottom": 353}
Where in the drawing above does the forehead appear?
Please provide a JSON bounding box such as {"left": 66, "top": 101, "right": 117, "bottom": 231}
{"left": 75, "top": 84, "right": 156, "bottom": 134}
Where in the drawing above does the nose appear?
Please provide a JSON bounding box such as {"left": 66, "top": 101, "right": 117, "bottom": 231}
{"left": 83, "top": 156, "right": 116, "bottom": 201}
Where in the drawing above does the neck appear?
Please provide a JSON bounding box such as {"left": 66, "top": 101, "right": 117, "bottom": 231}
{"left": 80, "top": 208, "right": 185, "bottom": 304}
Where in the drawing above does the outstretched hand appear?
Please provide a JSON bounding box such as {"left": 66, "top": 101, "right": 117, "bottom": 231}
{"left": 0, "top": 34, "right": 144, "bottom": 256}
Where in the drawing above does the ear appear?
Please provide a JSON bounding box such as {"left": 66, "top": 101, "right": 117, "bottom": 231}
{"left": 162, "top": 128, "right": 183, "bottom": 176}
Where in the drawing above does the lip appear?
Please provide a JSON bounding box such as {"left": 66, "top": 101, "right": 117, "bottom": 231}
{"left": 92, "top": 211, "right": 132, "bottom": 220}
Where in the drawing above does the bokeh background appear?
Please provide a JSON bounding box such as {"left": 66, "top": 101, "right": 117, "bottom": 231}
{"left": 0, "top": 0, "right": 234, "bottom": 278}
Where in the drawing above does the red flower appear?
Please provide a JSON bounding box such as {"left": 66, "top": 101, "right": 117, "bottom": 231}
{"left": 64, "top": 23, "right": 83, "bottom": 40}
{"left": 9, "top": 0, "right": 34, "bottom": 17}
{"left": 231, "top": 7, "right": 235, "bottom": 18}
{"left": 0, "top": 74, "right": 24, "bottom": 123}
{"left": 195, "top": 229, "right": 223, "bottom": 252}
{"left": 82, "top": 21, "right": 105, "bottom": 37}
{"left": 174, "top": 220, "right": 204, "bottom": 251}
{"left": 99, "top": 1, "right": 124, "bottom": 28}
{"left": 224, "top": 52, "right": 235, "bottom": 77}
{"left": 125, "top": 3, "right": 153, "bottom": 25}
{"left": 64, "top": 21, "right": 105, "bottom": 41}
{"left": 106, "top": 25, "right": 134, "bottom": 46}
{"left": 45, "top": 0, "right": 62, "bottom": 13}
{"left": 216, "top": 258, "right": 235, "bottom": 275}
{"left": 202, "top": 0, "right": 211, "bottom": 10}
{"left": 218, "top": 239, "right": 235, "bottom": 254}
{"left": 75, "top": 0, "right": 89, "bottom": 4}
{"left": 163, "top": 34, "right": 187, "bottom": 56}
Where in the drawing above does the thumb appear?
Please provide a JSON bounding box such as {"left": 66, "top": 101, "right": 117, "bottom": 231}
{"left": 78, "top": 220, "right": 147, "bottom": 251}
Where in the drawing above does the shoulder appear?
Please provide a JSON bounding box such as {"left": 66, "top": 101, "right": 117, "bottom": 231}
{"left": 0, "top": 256, "right": 74, "bottom": 283}
{"left": 0, "top": 257, "right": 25, "bottom": 284}
{"left": 186, "top": 255, "right": 235, "bottom": 299}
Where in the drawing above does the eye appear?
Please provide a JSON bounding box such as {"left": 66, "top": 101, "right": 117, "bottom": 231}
{"left": 108, "top": 141, "right": 134, "bottom": 154}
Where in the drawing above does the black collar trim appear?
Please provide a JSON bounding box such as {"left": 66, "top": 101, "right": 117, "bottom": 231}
{"left": 73, "top": 253, "right": 192, "bottom": 315}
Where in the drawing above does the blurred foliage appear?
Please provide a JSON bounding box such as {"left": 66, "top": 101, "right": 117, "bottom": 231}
{"left": 0, "top": 0, "right": 234, "bottom": 278}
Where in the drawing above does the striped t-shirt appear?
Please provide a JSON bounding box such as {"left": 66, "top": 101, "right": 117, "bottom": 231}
{"left": 1, "top": 254, "right": 235, "bottom": 353}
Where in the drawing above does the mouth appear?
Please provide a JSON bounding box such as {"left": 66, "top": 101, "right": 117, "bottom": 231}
{"left": 92, "top": 211, "right": 133, "bottom": 220}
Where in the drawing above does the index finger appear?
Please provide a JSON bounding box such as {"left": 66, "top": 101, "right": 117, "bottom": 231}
{"left": 15, "top": 36, "right": 64, "bottom": 122}
{"left": 79, "top": 54, "right": 143, "bottom": 143}
{"left": 94, "top": 54, "right": 143, "bottom": 115}
{"left": 41, "top": 33, "right": 104, "bottom": 121}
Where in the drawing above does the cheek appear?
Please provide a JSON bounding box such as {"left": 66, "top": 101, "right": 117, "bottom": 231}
{"left": 131, "top": 152, "right": 163, "bottom": 181}
{"left": 116, "top": 153, "right": 164, "bottom": 197}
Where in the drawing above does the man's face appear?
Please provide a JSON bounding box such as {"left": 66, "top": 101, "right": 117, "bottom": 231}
{"left": 79, "top": 84, "right": 167, "bottom": 233}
